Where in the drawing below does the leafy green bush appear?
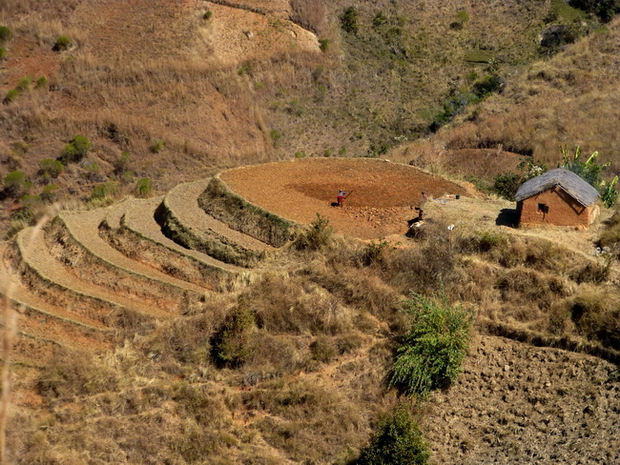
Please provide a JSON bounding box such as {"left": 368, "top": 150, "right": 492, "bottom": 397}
{"left": 203, "top": 10, "right": 212, "bottom": 20}
{"left": 3, "top": 88, "right": 19, "bottom": 104}
{"left": 319, "top": 38, "right": 329, "bottom": 52}
{"left": 39, "top": 158, "right": 64, "bottom": 179}
{"left": 340, "top": 6, "right": 359, "bottom": 34}
{"left": 390, "top": 293, "right": 473, "bottom": 396}
{"left": 41, "top": 184, "right": 59, "bottom": 202}
{"left": 53, "top": 35, "right": 71, "bottom": 51}
{"left": 59, "top": 135, "right": 91, "bottom": 163}
{"left": 357, "top": 402, "right": 430, "bottom": 465}
{"left": 211, "top": 299, "right": 257, "bottom": 368}
{"left": 135, "top": 177, "right": 153, "bottom": 197}
{"left": 493, "top": 172, "right": 522, "bottom": 201}
{"left": 270, "top": 129, "right": 281, "bottom": 147}
{"left": 0, "top": 26, "right": 12, "bottom": 43}
{"left": 561, "top": 146, "right": 618, "bottom": 207}
{"left": 36, "top": 76, "right": 47, "bottom": 88}
{"left": 150, "top": 138, "right": 164, "bottom": 153}
{"left": 450, "top": 10, "right": 470, "bottom": 30}
{"left": 3, "top": 170, "right": 30, "bottom": 197}
{"left": 91, "top": 181, "right": 118, "bottom": 200}
{"left": 294, "top": 213, "right": 333, "bottom": 251}
{"left": 16, "top": 76, "right": 32, "bottom": 91}
{"left": 0, "top": 48, "right": 6, "bottom": 60}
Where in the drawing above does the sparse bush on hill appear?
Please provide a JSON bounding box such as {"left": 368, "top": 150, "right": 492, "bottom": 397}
{"left": 294, "top": 213, "right": 333, "bottom": 251}
{"left": 340, "top": 6, "right": 359, "bottom": 34}
{"left": 357, "top": 402, "right": 430, "bottom": 465}
{"left": 211, "top": 299, "right": 258, "bottom": 368}
{"left": 3, "top": 170, "right": 30, "bottom": 197}
{"left": 52, "top": 35, "right": 71, "bottom": 51}
{"left": 38, "top": 158, "right": 64, "bottom": 179}
{"left": 59, "top": 134, "right": 91, "bottom": 164}
{"left": 135, "top": 177, "right": 152, "bottom": 197}
{"left": 561, "top": 146, "right": 618, "bottom": 207}
{"left": 390, "top": 293, "right": 473, "bottom": 397}
{"left": 0, "top": 25, "right": 12, "bottom": 43}
{"left": 2, "top": 88, "right": 19, "bottom": 104}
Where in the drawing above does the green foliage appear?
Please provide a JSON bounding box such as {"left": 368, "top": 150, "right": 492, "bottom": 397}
{"left": 150, "top": 138, "right": 164, "bottom": 153}
{"left": 41, "top": 184, "right": 59, "bottom": 202}
{"left": 59, "top": 135, "right": 92, "bottom": 163}
{"left": 36, "top": 76, "right": 47, "bottom": 88}
{"left": 569, "top": 0, "right": 620, "bottom": 22}
{"left": 3, "top": 170, "right": 30, "bottom": 197}
{"left": 0, "top": 26, "right": 12, "bottom": 43}
{"left": 3, "top": 88, "right": 19, "bottom": 104}
{"left": 493, "top": 172, "right": 522, "bottom": 201}
{"left": 561, "top": 146, "right": 617, "bottom": 207}
{"left": 450, "top": 10, "right": 470, "bottom": 30}
{"left": 16, "top": 76, "right": 32, "bottom": 91}
{"left": 340, "top": 6, "right": 359, "bottom": 34}
{"left": 203, "top": 10, "right": 212, "bottom": 20}
{"left": 135, "top": 177, "right": 153, "bottom": 197}
{"left": 390, "top": 293, "right": 473, "bottom": 397}
{"left": 294, "top": 151, "right": 306, "bottom": 158}
{"left": 270, "top": 129, "right": 282, "bottom": 147}
{"left": 91, "top": 181, "right": 118, "bottom": 200}
{"left": 363, "top": 239, "right": 390, "bottom": 266}
{"left": 0, "top": 48, "right": 6, "bottom": 60}
{"left": 211, "top": 299, "right": 257, "bottom": 368}
{"left": 39, "top": 158, "right": 64, "bottom": 179}
{"left": 319, "top": 38, "right": 329, "bottom": 52}
{"left": 294, "top": 213, "right": 333, "bottom": 251}
{"left": 357, "top": 403, "right": 430, "bottom": 465}
{"left": 601, "top": 176, "right": 619, "bottom": 208}
{"left": 53, "top": 35, "right": 71, "bottom": 51}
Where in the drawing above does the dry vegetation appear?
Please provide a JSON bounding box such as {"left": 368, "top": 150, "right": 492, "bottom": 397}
{"left": 1, "top": 0, "right": 620, "bottom": 463}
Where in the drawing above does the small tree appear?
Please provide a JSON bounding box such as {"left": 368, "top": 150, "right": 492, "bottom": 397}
{"left": 390, "top": 293, "right": 473, "bottom": 397}
{"left": 340, "top": 6, "right": 359, "bottom": 34}
{"left": 59, "top": 135, "right": 91, "bottom": 164}
{"left": 210, "top": 299, "right": 257, "bottom": 368}
{"left": 357, "top": 402, "right": 430, "bottom": 465}
{"left": 3, "top": 171, "right": 30, "bottom": 198}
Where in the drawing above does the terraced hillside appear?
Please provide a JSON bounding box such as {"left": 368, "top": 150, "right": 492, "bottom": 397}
{"left": 1, "top": 169, "right": 283, "bottom": 368}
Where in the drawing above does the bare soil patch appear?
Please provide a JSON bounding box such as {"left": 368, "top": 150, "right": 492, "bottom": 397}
{"left": 221, "top": 158, "right": 469, "bottom": 240}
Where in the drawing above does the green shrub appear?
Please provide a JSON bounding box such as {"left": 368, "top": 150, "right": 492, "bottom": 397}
{"left": 3, "top": 88, "right": 19, "bottom": 104}
{"left": 36, "top": 76, "right": 47, "bottom": 88}
{"left": 294, "top": 213, "right": 333, "bottom": 251}
{"left": 39, "top": 158, "right": 64, "bottom": 179}
{"left": 310, "top": 336, "right": 337, "bottom": 363}
{"left": 450, "top": 10, "right": 470, "bottom": 29}
{"left": 340, "top": 6, "right": 359, "bottom": 34}
{"left": 16, "top": 76, "right": 32, "bottom": 92}
{"left": 0, "top": 48, "right": 6, "bottom": 60}
{"left": 493, "top": 172, "right": 523, "bottom": 201}
{"left": 150, "top": 138, "right": 164, "bottom": 153}
{"left": 211, "top": 299, "right": 257, "bottom": 368}
{"left": 357, "top": 402, "right": 430, "bottom": 465}
{"left": 270, "top": 129, "right": 281, "bottom": 147}
{"left": 0, "top": 26, "right": 12, "bottom": 43}
{"left": 91, "top": 181, "right": 118, "bottom": 200}
{"left": 59, "top": 135, "right": 91, "bottom": 163}
{"left": 390, "top": 293, "right": 473, "bottom": 396}
{"left": 3, "top": 170, "right": 29, "bottom": 197}
{"left": 53, "top": 35, "right": 71, "bottom": 51}
{"left": 203, "top": 10, "right": 212, "bottom": 20}
{"left": 319, "top": 38, "right": 329, "bottom": 52}
{"left": 41, "top": 184, "right": 59, "bottom": 202}
{"left": 135, "top": 177, "right": 153, "bottom": 197}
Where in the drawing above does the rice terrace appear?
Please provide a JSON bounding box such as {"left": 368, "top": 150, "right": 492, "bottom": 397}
{"left": 2, "top": 0, "right": 620, "bottom": 463}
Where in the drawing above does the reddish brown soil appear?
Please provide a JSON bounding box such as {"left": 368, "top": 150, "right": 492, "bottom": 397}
{"left": 221, "top": 158, "right": 470, "bottom": 240}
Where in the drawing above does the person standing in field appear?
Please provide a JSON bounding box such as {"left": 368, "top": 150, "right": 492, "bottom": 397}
{"left": 337, "top": 190, "right": 347, "bottom": 207}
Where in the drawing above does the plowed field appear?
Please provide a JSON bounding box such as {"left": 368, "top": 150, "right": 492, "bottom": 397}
{"left": 221, "top": 158, "right": 471, "bottom": 240}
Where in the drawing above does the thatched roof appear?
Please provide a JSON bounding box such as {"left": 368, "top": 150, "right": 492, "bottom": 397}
{"left": 515, "top": 168, "right": 600, "bottom": 206}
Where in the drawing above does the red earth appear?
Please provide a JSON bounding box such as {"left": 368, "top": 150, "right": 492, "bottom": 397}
{"left": 221, "top": 158, "right": 471, "bottom": 240}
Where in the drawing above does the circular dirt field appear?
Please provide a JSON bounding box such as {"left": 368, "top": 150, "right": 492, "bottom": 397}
{"left": 221, "top": 158, "right": 469, "bottom": 240}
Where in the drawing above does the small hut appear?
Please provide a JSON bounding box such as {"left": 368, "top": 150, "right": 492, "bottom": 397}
{"left": 515, "top": 168, "right": 600, "bottom": 228}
